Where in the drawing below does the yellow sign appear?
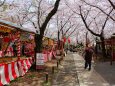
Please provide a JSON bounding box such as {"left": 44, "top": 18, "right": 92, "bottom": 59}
{"left": 43, "top": 37, "right": 54, "bottom": 45}
{"left": 43, "top": 37, "right": 48, "bottom": 45}
{"left": 0, "top": 26, "right": 11, "bottom": 33}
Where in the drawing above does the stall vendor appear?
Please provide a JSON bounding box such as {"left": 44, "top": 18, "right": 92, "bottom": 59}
{"left": 12, "top": 42, "right": 17, "bottom": 57}
{"left": 21, "top": 42, "right": 25, "bottom": 56}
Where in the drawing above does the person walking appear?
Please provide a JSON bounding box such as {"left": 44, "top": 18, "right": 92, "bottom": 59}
{"left": 83, "top": 44, "right": 94, "bottom": 71}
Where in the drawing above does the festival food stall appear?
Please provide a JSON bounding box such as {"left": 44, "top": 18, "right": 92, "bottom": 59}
{"left": 111, "top": 34, "right": 115, "bottom": 64}
{"left": 36, "top": 37, "right": 56, "bottom": 69}
{"left": 0, "top": 19, "right": 35, "bottom": 85}
{"left": 42, "top": 37, "right": 55, "bottom": 61}
{"left": 96, "top": 33, "right": 115, "bottom": 64}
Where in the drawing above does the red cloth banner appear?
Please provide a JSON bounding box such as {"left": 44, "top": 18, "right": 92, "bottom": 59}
{"left": 0, "top": 57, "right": 33, "bottom": 85}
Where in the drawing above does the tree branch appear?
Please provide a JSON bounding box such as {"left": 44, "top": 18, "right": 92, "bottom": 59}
{"left": 60, "top": 13, "right": 74, "bottom": 32}
{"left": 63, "top": 24, "right": 75, "bottom": 36}
{"left": 17, "top": 15, "right": 22, "bottom": 27}
{"left": 107, "top": 0, "right": 115, "bottom": 10}
{"left": 67, "top": 23, "right": 80, "bottom": 38}
{"left": 65, "top": 1, "right": 80, "bottom": 15}
{"left": 38, "top": 0, "right": 42, "bottom": 29}
{"left": 94, "top": 19, "right": 100, "bottom": 33}
{"left": 40, "top": 0, "right": 60, "bottom": 35}
{"left": 84, "top": 7, "right": 91, "bottom": 20}
{"left": 79, "top": 6, "right": 100, "bottom": 37}
{"left": 101, "top": 8, "right": 113, "bottom": 34}
{"left": 0, "top": 0, "right": 5, "bottom": 7}
{"left": 82, "top": 0, "right": 115, "bottom": 21}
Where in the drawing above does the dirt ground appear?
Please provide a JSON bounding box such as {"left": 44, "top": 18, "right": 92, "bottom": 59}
{"left": 8, "top": 61, "right": 58, "bottom": 86}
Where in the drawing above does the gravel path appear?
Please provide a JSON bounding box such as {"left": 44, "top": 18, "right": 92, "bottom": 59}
{"left": 52, "top": 53, "right": 80, "bottom": 86}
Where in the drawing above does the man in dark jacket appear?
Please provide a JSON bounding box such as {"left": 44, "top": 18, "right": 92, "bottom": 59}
{"left": 84, "top": 46, "right": 93, "bottom": 71}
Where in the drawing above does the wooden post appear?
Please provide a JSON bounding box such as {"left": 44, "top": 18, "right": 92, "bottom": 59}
{"left": 52, "top": 66, "right": 55, "bottom": 74}
{"left": 57, "top": 61, "right": 59, "bottom": 68}
{"left": 45, "top": 72, "right": 48, "bottom": 83}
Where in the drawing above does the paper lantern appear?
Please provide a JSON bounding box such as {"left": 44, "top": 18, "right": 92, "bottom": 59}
{"left": 63, "top": 37, "right": 66, "bottom": 43}
{"left": 68, "top": 38, "right": 70, "bottom": 43}
{"left": 4, "top": 37, "right": 10, "bottom": 42}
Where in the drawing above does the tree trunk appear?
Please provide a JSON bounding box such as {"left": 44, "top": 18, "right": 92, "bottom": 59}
{"left": 33, "top": 0, "right": 60, "bottom": 69}
{"left": 58, "top": 30, "right": 60, "bottom": 49}
{"left": 100, "top": 36, "right": 106, "bottom": 59}
{"left": 95, "top": 43, "right": 98, "bottom": 54}
{"left": 34, "top": 34, "right": 43, "bottom": 53}
{"left": 36, "top": 0, "right": 60, "bottom": 52}
{"left": 86, "top": 32, "right": 88, "bottom": 47}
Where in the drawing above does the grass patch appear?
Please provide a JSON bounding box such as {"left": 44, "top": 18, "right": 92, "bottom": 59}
{"left": 27, "top": 74, "right": 36, "bottom": 78}
{"left": 54, "top": 68, "right": 59, "bottom": 74}
{"left": 10, "top": 78, "right": 21, "bottom": 83}
{"left": 42, "top": 81, "right": 51, "bottom": 86}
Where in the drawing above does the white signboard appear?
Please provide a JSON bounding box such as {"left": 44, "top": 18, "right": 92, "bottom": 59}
{"left": 36, "top": 53, "right": 44, "bottom": 66}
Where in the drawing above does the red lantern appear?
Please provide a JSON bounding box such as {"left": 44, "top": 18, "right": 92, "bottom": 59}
{"left": 4, "top": 37, "right": 10, "bottom": 42}
{"left": 63, "top": 37, "right": 66, "bottom": 43}
{"left": 68, "top": 38, "right": 70, "bottom": 43}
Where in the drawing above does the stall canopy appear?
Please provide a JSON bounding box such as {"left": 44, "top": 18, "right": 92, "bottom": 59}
{"left": 0, "top": 19, "right": 35, "bottom": 58}
{"left": 0, "top": 19, "right": 36, "bottom": 33}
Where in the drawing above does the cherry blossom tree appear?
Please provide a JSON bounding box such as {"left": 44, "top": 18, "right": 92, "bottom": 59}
{"left": 1, "top": 0, "right": 115, "bottom": 56}
{"left": 79, "top": 6, "right": 113, "bottom": 58}
{"left": 0, "top": 0, "right": 5, "bottom": 7}
{"left": 56, "top": 13, "right": 74, "bottom": 48}
{"left": 0, "top": 0, "right": 61, "bottom": 52}
{"left": 34, "top": 0, "right": 60, "bottom": 52}
{"left": 82, "top": 0, "right": 115, "bottom": 21}
{"left": 107, "top": 0, "right": 115, "bottom": 10}
{"left": 65, "top": 0, "right": 115, "bottom": 58}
